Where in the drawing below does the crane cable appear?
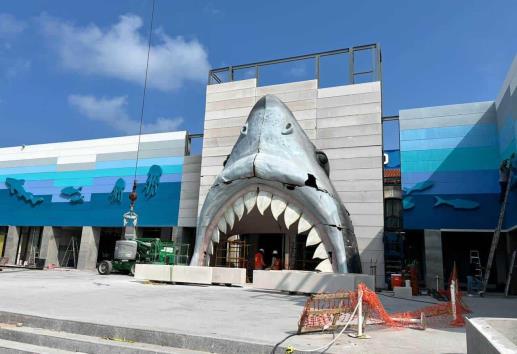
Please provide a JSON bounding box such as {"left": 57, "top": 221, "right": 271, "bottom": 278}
{"left": 129, "top": 0, "right": 156, "bottom": 211}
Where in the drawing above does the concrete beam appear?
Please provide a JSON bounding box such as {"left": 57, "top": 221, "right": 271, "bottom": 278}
{"left": 77, "top": 227, "right": 100, "bottom": 271}
{"left": 424, "top": 229, "right": 444, "bottom": 290}
{"left": 39, "top": 227, "right": 60, "bottom": 267}
{"left": 3, "top": 226, "right": 20, "bottom": 265}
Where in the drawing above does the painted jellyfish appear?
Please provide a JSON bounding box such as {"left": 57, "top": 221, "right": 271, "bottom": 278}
{"left": 109, "top": 178, "right": 126, "bottom": 203}
{"left": 144, "top": 165, "right": 162, "bottom": 198}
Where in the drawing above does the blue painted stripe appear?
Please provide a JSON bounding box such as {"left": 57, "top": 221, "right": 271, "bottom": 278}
{"left": 96, "top": 156, "right": 184, "bottom": 169}
{"left": 401, "top": 146, "right": 499, "bottom": 172}
{"left": 53, "top": 178, "right": 94, "bottom": 187}
{"left": 400, "top": 124, "right": 497, "bottom": 141}
{"left": 0, "top": 165, "right": 183, "bottom": 183}
{"left": 81, "top": 174, "right": 182, "bottom": 194}
{"left": 402, "top": 170, "right": 499, "bottom": 184}
{"left": 498, "top": 115, "right": 516, "bottom": 153}
{"left": 402, "top": 171, "right": 499, "bottom": 195}
{"left": 401, "top": 135, "right": 498, "bottom": 151}
{"left": 0, "top": 164, "right": 56, "bottom": 175}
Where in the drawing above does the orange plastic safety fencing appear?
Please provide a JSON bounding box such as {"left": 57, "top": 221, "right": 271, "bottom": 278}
{"left": 298, "top": 282, "right": 470, "bottom": 333}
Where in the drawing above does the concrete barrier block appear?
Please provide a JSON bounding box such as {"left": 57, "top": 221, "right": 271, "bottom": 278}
{"left": 354, "top": 274, "right": 376, "bottom": 290}
{"left": 171, "top": 265, "right": 213, "bottom": 284}
{"left": 466, "top": 317, "right": 517, "bottom": 354}
{"left": 252, "top": 270, "right": 373, "bottom": 293}
{"left": 134, "top": 264, "right": 171, "bottom": 282}
{"left": 393, "top": 286, "right": 412, "bottom": 298}
{"left": 211, "top": 267, "right": 246, "bottom": 285}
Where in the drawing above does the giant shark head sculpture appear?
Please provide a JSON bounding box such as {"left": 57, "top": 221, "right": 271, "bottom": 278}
{"left": 191, "top": 94, "right": 361, "bottom": 273}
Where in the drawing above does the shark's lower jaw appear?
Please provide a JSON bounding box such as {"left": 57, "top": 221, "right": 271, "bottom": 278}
{"left": 191, "top": 179, "right": 355, "bottom": 273}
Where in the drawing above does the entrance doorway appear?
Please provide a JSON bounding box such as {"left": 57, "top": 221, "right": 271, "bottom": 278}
{"left": 248, "top": 233, "right": 284, "bottom": 270}
{"left": 441, "top": 231, "right": 507, "bottom": 292}
{"left": 16, "top": 227, "right": 43, "bottom": 266}
{"left": 97, "top": 228, "right": 123, "bottom": 262}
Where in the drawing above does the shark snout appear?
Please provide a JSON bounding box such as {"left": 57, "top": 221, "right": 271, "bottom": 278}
{"left": 221, "top": 152, "right": 308, "bottom": 186}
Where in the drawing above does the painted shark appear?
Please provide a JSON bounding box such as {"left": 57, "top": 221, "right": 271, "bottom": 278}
{"left": 191, "top": 94, "right": 361, "bottom": 273}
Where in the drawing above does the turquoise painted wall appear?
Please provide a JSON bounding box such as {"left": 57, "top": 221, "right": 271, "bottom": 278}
{"left": 0, "top": 136, "right": 186, "bottom": 227}
{"left": 400, "top": 102, "right": 502, "bottom": 229}
{"left": 400, "top": 57, "right": 517, "bottom": 230}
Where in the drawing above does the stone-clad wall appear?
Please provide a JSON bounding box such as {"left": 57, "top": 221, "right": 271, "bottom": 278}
{"left": 178, "top": 155, "right": 201, "bottom": 227}
{"left": 200, "top": 79, "right": 384, "bottom": 283}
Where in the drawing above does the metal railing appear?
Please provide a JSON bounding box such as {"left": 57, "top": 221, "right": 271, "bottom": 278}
{"left": 208, "top": 43, "right": 382, "bottom": 87}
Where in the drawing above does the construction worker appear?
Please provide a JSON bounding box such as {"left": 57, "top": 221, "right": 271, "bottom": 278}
{"left": 271, "top": 250, "right": 281, "bottom": 270}
{"left": 499, "top": 159, "right": 509, "bottom": 202}
{"left": 254, "top": 248, "right": 266, "bottom": 270}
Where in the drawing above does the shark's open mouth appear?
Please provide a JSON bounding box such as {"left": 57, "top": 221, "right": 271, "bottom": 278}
{"left": 191, "top": 94, "right": 361, "bottom": 273}
{"left": 198, "top": 182, "right": 339, "bottom": 272}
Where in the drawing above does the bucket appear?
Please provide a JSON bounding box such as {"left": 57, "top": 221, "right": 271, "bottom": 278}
{"left": 391, "top": 273, "right": 403, "bottom": 288}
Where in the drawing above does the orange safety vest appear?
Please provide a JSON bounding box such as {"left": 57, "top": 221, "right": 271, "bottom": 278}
{"left": 255, "top": 253, "right": 265, "bottom": 270}
{"left": 272, "top": 256, "right": 281, "bottom": 270}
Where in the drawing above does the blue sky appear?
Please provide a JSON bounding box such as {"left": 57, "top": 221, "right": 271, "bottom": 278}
{"left": 0, "top": 0, "right": 515, "bottom": 151}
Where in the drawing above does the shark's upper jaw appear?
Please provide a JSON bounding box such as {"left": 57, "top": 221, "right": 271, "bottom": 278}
{"left": 191, "top": 95, "right": 361, "bottom": 273}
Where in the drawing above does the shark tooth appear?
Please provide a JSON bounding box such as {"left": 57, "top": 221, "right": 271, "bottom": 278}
{"left": 297, "top": 214, "right": 312, "bottom": 234}
{"left": 244, "top": 191, "right": 257, "bottom": 214}
{"left": 306, "top": 228, "right": 321, "bottom": 247}
{"left": 313, "top": 243, "right": 328, "bottom": 260}
{"left": 315, "top": 259, "right": 333, "bottom": 272}
{"left": 271, "top": 195, "right": 287, "bottom": 221}
{"left": 257, "top": 191, "right": 272, "bottom": 215}
{"left": 212, "top": 228, "right": 220, "bottom": 243}
{"left": 233, "top": 197, "right": 245, "bottom": 221}
{"left": 284, "top": 204, "right": 301, "bottom": 229}
{"left": 217, "top": 218, "right": 227, "bottom": 234}
{"left": 208, "top": 241, "right": 214, "bottom": 255}
{"left": 224, "top": 208, "right": 235, "bottom": 230}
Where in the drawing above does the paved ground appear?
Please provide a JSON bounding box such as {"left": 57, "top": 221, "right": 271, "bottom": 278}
{"left": 0, "top": 268, "right": 515, "bottom": 353}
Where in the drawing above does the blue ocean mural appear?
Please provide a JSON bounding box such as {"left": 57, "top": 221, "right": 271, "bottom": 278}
{"left": 0, "top": 153, "right": 184, "bottom": 227}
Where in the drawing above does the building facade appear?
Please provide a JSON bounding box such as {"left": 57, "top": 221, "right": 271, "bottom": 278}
{"left": 396, "top": 57, "right": 517, "bottom": 292}
{"left": 0, "top": 44, "right": 515, "bottom": 292}
{"left": 0, "top": 131, "right": 193, "bottom": 269}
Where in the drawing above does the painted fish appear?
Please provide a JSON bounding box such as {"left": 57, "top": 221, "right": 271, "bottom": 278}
{"left": 24, "top": 192, "right": 44, "bottom": 206}
{"left": 61, "top": 186, "right": 82, "bottom": 197}
{"left": 403, "top": 180, "right": 433, "bottom": 195}
{"left": 5, "top": 178, "right": 44, "bottom": 205}
{"left": 434, "top": 196, "right": 479, "bottom": 209}
{"left": 403, "top": 197, "right": 415, "bottom": 210}
{"left": 5, "top": 177, "right": 26, "bottom": 195}
{"left": 69, "top": 194, "right": 84, "bottom": 204}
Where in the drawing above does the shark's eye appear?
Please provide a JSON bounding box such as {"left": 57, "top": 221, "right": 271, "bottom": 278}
{"left": 241, "top": 123, "right": 248, "bottom": 135}
{"left": 281, "top": 122, "right": 293, "bottom": 135}
{"left": 315, "top": 150, "right": 330, "bottom": 176}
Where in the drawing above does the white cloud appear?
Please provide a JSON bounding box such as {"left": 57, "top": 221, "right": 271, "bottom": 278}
{"left": 39, "top": 14, "right": 210, "bottom": 91}
{"left": 68, "top": 94, "right": 183, "bottom": 134}
{"left": 0, "top": 13, "right": 26, "bottom": 39}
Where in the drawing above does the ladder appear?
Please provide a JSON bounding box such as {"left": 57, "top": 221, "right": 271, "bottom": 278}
{"left": 481, "top": 159, "right": 514, "bottom": 293}
{"left": 505, "top": 250, "right": 516, "bottom": 297}
{"left": 26, "top": 231, "right": 39, "bottom": 266}
{"left": 60, "top": 237, "right": 78, "bottom": 268}
{"left": 469, "top": 250, "right": 482, "bottom": 278}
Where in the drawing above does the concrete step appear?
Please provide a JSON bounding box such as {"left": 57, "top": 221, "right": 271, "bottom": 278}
{"left": 0, "top": 323, "right": 209, "bottom": 354}
{"left": 0, "top": 337, "right": 76, "bottom": 354}
{"left": 0, "top": 311, "right": 283, "bottom": 354}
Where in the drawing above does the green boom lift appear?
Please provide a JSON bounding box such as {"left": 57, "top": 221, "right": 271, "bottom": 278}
{"left": 97, "top": 237, "right": 175, "bottom": 276}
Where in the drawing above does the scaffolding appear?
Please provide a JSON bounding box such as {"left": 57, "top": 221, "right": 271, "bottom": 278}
{"left": 214, "top": 239, "right": 249, "bottom": 269}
